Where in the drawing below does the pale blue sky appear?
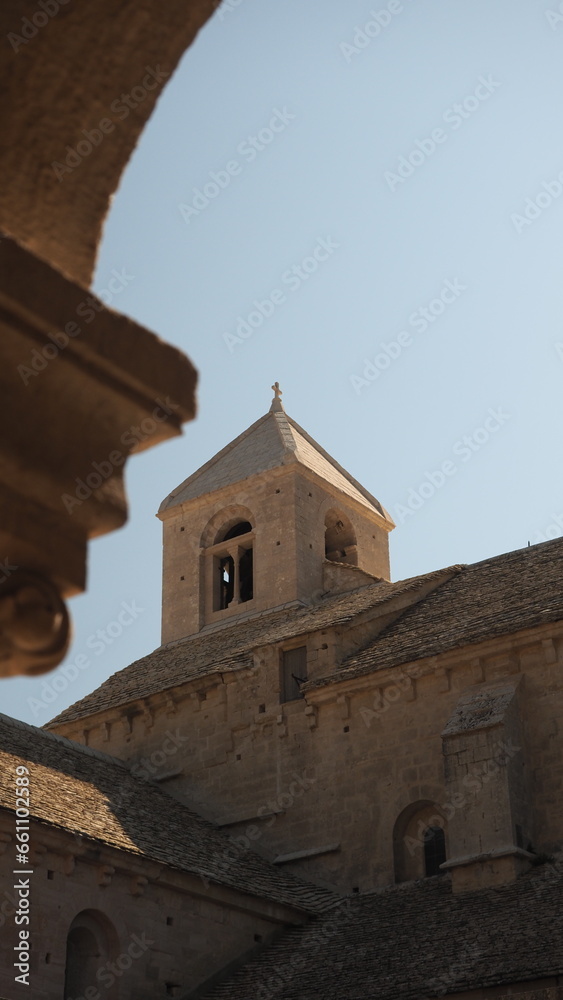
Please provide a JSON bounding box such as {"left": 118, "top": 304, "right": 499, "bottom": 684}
{"left": 5, "top": 0, "right": 563, "bottom": 723}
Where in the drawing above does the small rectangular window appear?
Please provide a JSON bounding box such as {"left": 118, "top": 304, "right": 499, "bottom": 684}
{"left": 281, "top": 646, "right": 307, "bottom": 702}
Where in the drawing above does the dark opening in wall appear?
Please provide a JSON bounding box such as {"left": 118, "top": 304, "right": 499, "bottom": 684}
{"left": 324, "top": 510, "right": 358, "bottom": 566}
{"left": 212, "top": 519, "right": 254, "bottom": 612}
{"left": 424, "top": 827, "right": 446, "bottom": 877}
{"left": 223, "top": 521, "right": 252, "bottom": 540}
{"left": 280, "top": 646, "right": 307, "bottom": 702}
{"left": 239, "top": 547, "right": 253, "bottom": 602}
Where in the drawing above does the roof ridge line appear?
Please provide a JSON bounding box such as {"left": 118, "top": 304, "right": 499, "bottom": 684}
{"left": 284, "top": 414, "right": 391, "bottom": 520}
{"left": 465, "top": 534, "right": 563, "bottom": 570}
{"left": 0, "top": 712, "right": 131, "bottom": 768}
{"left": 160, "top": 600, "right": 308, "bottom": 648}
{"left": 335, "top": 565, "right": 464, "bottom": 671}
{"left": 270, "top": 407, "right": 299, "bottom": 456}
{"left": 158, "top": 412, "right": 271, "bottom": 512}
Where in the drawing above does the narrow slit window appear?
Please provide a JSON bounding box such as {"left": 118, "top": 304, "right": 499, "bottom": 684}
{"left": 281, "top": 646, "right": 307, "bottom": 702}
{"left": 423, "top": 826, "right": 446, "bottom": 877}
{"left": 239, "top": 547, "right": 253, "bottom": 603}
{"left": 219, "top": 555, "right": 235, "bottom": 610}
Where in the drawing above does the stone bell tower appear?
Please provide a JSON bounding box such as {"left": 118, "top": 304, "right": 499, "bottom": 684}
{"left": 157, "top": 384, "right": 394, "bottom": 645}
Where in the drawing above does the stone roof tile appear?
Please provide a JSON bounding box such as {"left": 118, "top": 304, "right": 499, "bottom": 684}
{"left": 49, "top": 538, "right": 563, "bottom": 726}
{"left": 198, "top": 871, "right": 563, "bottom": 999}
{"left": 159, "top": 409, "right": 390, "bottom": 519}
{"left": 0, "top": 714, "right": 337, "bottom": 914}
{"left": 315, "top": 537, "right": 563, "bottom": 688}
{"left": 48, "top": 568, "right": 454, "bottom": 726}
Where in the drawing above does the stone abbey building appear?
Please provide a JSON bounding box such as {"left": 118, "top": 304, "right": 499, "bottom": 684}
{"left": 1, "top": 388, "right": 563, "bottom": 999}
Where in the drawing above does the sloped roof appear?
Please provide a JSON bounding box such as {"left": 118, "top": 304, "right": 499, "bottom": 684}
{"left": 159, "top": 406, "right": 391, "bottom": 520}
{"left": 49, "top": 538, "right": 563, "bottom": 728}
{"left": 48, "top": 568, "right": 455, "bottom": 727}
{"left": 0, "top": 714, "right": 336, "bottom": 914}
{"left": 311, "top": 537, "right": 563, "bottom": 688}
{"left": 198, "top": 869, "right": 563, "bottom": 999}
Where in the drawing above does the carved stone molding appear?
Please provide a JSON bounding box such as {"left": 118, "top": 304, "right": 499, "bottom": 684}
{"left": 98, "top": 864, "right": 115, "bottom": 886}
{"left": 0, "top": 569, "right": 70, "bottom": 676}
{"left": 0, "top": 238, "right": 197, "bottom": 676}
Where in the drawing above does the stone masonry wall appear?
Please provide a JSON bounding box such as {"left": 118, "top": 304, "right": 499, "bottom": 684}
{"left": 160, "top": 466, "right": 390, "bottom": 644}
{"left": 56, "top": 627, "right": 563, "bottom": 894}
{"left": 0, "top": 818, "right": 287, "bottom": 1000}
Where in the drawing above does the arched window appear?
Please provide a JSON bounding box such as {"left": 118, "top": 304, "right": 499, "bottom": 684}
{"left": 393, "top": 801, "right": 448, "bottom": 882}
{"left": 220, "top": 521, "right": 252, "bottom": 541}
{"left": 64, "top": 910, "right": 119, "bottom": 999}
{"left": 324, "top": 510, "right": 358, "bottom": 566}
{"left": 202, "top": 514, "right": 254, "bottom": 613}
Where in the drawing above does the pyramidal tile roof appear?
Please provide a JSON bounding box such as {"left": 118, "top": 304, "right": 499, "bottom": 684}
{"left": 159, "top": 401, "right": 391, "bottom": 521}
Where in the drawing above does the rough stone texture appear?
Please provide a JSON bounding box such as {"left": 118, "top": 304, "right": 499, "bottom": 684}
{"left": 328, "top": 538, "right": 563, "bottom": 687}
{"left": 49, "top": 566, "right": 455, "bottom": 724}
{"left": 0, "top": 714, "right": 336, "bottom": 915}
{"left": 0, "top": 714, "right": 340, "bottom": 997}
{"left": 441, "top": 677, "right": 533, "bottom": 891}
{"left": 48, "top": 538, "right": 563, "bottom": 897}
{"left": 0, "top": 817, "right": 302, "bottom": 1000}
{"left": 159, "top": 408, "right": 390, "bottom": 517}
{"left": 0, "top": 0, "right": 217, "bottom": 286}
{"left": 0, "top": 238, "right": 196, "bottom": 677}
{"left": 195, "top": 873, "right": 563, "bottom": 1000}
{"left": 22, "top": 400, "right": 563, "bottom": 994}
{"left": 158, "top": 405, "right": 394, "bottom": 642}
{"left": 1, "top": 0, "right": 207, "bottom": 675}
{"left": 0, "top": 239, "right": 196, "bottom": 596}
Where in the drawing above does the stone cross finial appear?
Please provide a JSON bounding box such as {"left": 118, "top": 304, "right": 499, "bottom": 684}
{"left": 270, "top": 381, "right": 284, "bottom": 412}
